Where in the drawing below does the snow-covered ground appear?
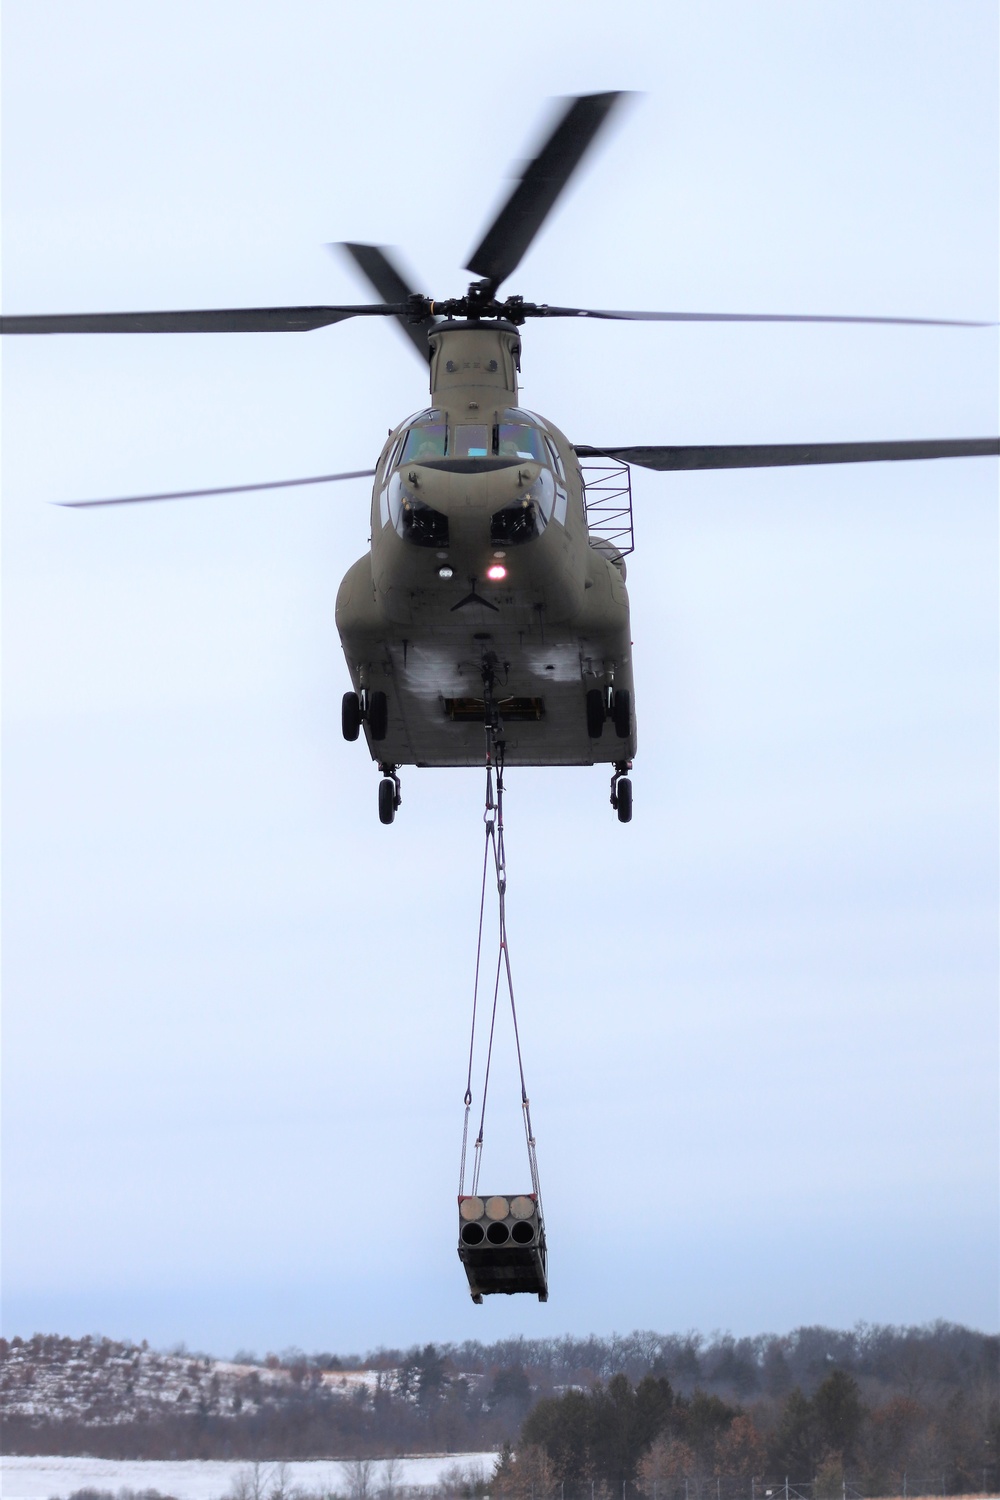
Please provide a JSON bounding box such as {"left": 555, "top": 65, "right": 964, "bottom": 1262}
{"left": 0, "top": 1454, "right": 497, "bottom": 1500}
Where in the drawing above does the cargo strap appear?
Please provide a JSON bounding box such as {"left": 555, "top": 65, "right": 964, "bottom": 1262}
{"left": 459, "top": 725, "right": 542, "bottom": 1212}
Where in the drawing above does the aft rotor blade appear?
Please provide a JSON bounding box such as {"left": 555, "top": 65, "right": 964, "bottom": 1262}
{"left": 56, "top": 468, "right": 376, "bottom": 507}
{"left": 539, "top": 307, "right": 993, "bottom": 328}
{"left": 338, "top": 243, "right": 436, "bottom": 361}
{"left": 573, "top": 438, "right": 1000, "bottom": 471}
{"left": 466, "top": 92, "right": 626, "bottom": 290}
{"left": 0, "top": 306, "right": 404, "bottom": 335}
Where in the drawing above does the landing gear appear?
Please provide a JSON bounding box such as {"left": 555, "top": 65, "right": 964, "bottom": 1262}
{"left": 342, "top": 688, "right": 388, "bottom": 743}
{"left": 341, "top": 691, "right": 361, "bottom": 741}
{"left": 378, "top": 763, "right": 401, "bottom": 825}
{"left": 612, "top": 688, "right": 631, "bottom": 739}
{"left": 585, "top": 685, "right": 632, "bottom": 740}
{"left": 610, "top": 761, "right": 633, "bottom": 824}
{"left": 378, "top": 779, "right": 396, "bottom": 824}
{"left": 368, "top": 690, "right": 388, "bottom": 741}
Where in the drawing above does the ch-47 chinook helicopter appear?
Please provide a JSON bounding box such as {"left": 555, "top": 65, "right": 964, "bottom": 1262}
{"left": 4, "top": 92, "right": 996, "bottom": 826}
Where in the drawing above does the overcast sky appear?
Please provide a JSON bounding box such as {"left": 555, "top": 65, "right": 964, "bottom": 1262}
{"left": 2, "top": 1, "right": 998, "bottom": 1358}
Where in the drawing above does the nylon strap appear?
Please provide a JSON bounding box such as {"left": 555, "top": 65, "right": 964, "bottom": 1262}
{"left": 459, "top": 732, "right": 543, "bottom": 1215}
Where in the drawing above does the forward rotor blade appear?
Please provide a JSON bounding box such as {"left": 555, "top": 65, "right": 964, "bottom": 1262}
{"left": 338, "top": 243, "right": 436, "bottom": 361}
{"left": 466, "top": 92, "right": 626, "bottom": 291}
{"left": 573, "top": 438, "right": 1000, "bottom": 471}
{"left": 0, "top": 306, "right": 404, "bottom": 335}
{"left": 56, "top": 468, "right": 376, "bottom": 507}
{"left": 540, "top": 307, "right": 993, "bottom": 328}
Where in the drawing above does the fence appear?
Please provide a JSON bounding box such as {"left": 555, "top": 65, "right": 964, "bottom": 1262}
{"left": 532, "top": 1475, "right": 1000, "bottom": 1500}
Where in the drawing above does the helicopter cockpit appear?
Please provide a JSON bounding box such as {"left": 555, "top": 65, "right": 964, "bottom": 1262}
{"left": 382, "top": 409, "right": 567, "bottom": 548}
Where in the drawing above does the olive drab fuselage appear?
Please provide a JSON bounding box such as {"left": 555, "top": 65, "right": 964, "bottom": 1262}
{"left": 335, "top": 320, "right": 636, "bottom": 768}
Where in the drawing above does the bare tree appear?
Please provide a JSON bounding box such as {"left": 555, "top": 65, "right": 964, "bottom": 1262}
{"left": 269, "top": 1464, "right": 294, "bottom": 1500}
{"left": 343, "top": 1460, "right": 375, "bottom": 1500}
{"left": 378, "top": 1457, "right": 402, "bottom": 1500}
{"left": 229, "top": 1464, "right": 273, "bottom": 1500}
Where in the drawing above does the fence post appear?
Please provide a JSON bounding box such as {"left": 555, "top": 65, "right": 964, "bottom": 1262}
{"left": 785, "top": 1479, "right": 789, "bottom": 1500}
{"left": 903, "top": 1474, "right": 906, "bottom": 1500}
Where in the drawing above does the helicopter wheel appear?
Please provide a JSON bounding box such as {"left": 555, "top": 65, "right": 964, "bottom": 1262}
{"left": 368, "top": 690, "right": 388, "bottom": 741}
{"left": 342, "top": 691, "right": 361, "bottom": 741}
{"left": 616, "top": 777, "right": 633, "bottom": 823}
{"left": 378, "top": 777, "right": 396, "bottom": 825}
{"left": 586, "top": 688, "right": 605, "bottom": 739}
{"left": 612, "top": 688, "right": 631, "bottom": 739}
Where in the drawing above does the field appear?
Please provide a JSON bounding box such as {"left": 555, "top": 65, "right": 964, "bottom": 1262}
{"left": 0, "top": 1455, "right": 496, "bottom": 1500}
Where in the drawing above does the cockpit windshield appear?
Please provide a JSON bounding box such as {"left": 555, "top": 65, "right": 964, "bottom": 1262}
{"left": 400, "top": 416, "right": 448, "bottom": 462}
{"left": 497, "top": 422, "right": 546, "bottom": 461}
{"left": 394, "top": 408, "right": 549, "bottom": 466}
{"left": 500, "top": 408, "right": 547, "bottom": 462}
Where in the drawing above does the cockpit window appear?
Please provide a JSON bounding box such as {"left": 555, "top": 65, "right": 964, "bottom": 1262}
{"left": 401, "top": 421, "right": 448, "bottom": 462}
{"left": 497, "top": 422, "right": 546, "bottom": 461}
{"left": 544, "top": 435, "right": 566, "bottom": 480}
{"left": 454, "top": 424, "right": 490, "bottom": 458}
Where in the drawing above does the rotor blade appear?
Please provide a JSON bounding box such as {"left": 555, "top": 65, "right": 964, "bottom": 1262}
{"left": 573, "top": 438, "right": 1000, "bottom": 471}
{"left": 0, "top": 305, "right": 404, "bottom": 335}
{"left": 55, "top": 468, "right": 376, "bottom": 507}
{"left": 337, "top": 243, "right": 436, "bottom": 361}
{"left": 466, "top": 92, "right": 626, "bottom": 290}
{"left": 537, "top": 307, "right": 993, "bottom": 328}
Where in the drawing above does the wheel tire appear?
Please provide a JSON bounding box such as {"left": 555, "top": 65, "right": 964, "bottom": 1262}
{"left": 613, "top": 688, "right": 631, "bottom": 739}
{"left": 368, "top": 690, "right": 389, "bottom": 741}
{"left": 586, "top": 688, "right": 605, "bottom": 739}
{"left": 342, "top": 691, "right": 361, "bottom": 741}
{"left": 616, "top": 777, "right": 633, "bottom": 823}
{"left": 378, "top": 778, "right": 396, "bottom": 825}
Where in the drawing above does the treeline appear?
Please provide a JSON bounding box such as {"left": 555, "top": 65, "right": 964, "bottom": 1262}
{"left": 419, "top": 1323, "right": 996, "bottom": 1406}
{"left": 498, "top": 1364, "right": 998, "bottom": 1497}
{"left": 1, "top": 1322, "right": 996, "bottom": 1494}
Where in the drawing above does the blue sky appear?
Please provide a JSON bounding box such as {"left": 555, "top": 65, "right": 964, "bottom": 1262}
{"left": 2, "top": 1, "right": 997, "bottom": 1356}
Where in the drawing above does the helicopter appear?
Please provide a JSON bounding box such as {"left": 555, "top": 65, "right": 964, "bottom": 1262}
{"left": 3, "top": 91, "right": 996, "bottom": 828}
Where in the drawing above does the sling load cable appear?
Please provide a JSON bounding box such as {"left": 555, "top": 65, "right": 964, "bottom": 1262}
{"left": 459, "top": 733, "right": 543, "bottom": 1214}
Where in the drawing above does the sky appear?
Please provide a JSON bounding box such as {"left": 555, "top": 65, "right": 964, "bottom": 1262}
{"left": 2, "top": 1, "right": 998, "bottom": 1358}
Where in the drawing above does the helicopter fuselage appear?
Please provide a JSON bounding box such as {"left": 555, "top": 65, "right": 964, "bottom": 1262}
{"left": 336, "top": 320, "right": 636, "bottom": 768}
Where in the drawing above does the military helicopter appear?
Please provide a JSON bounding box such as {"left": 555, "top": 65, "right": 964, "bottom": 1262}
{"left": 4, "top": 92, "right": 996, "bottom": 826}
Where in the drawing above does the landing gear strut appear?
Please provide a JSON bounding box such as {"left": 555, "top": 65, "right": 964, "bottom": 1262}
{"left": 610, "top": 761, "right": 633, "bottom": 824}
{"left": 378, "top": 763, "right": 401, "bottom": 825}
